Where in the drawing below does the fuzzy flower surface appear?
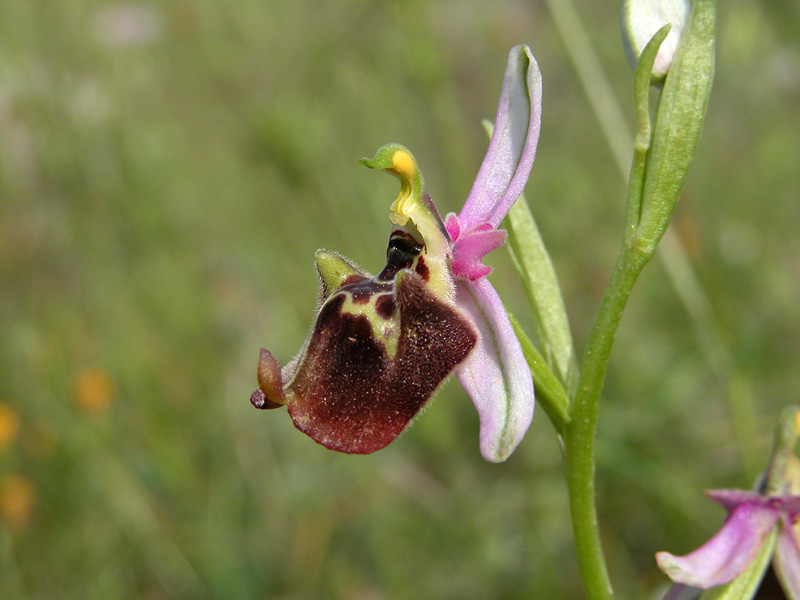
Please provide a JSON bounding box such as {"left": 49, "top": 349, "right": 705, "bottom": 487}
{"left": 251, "top": 45, "right": 542, "bottom": 462}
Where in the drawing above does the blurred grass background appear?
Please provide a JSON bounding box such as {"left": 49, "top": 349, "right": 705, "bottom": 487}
{"left": 1, "top": 1, "right": 799, "bottom": 598}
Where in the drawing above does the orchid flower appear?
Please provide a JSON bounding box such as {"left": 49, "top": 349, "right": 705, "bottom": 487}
{"left": 656, "top": 490, "right": 800, "bottom": 597}
{"left": 657, "top": 407, "right": 800, "bottom": 599}
{"left": 250, "top": 45, "right": 542, "bottom": 462}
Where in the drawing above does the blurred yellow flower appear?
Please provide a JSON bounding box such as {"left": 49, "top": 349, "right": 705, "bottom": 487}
{"left": 74, "top": 367, "right": 116, "bottom": 415}
{"left": 0, "top": 473, "right": 34, "bottom": 530}
{"left": 0, "top": 403, "right": 21, "bottom": 451}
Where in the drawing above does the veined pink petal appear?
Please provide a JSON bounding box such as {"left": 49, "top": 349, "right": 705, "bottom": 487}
{"left": 656, "top": 501, "right": 780, "bottom": 588}
{"left": 775, "top": 516, "right": 800, "bottom": 600}
{"left": 460, "top": 44, "right": 542, "bottom": 231}
{"left": 451, "top": 228, "right": 508, "bottom": 281}
{"left": 452, "top": 277, "right": 534, "bottom": 462}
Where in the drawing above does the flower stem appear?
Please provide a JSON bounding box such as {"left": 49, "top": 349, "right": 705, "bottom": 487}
{"left": 563, "top": 244, "right": 651, "bottom": 600}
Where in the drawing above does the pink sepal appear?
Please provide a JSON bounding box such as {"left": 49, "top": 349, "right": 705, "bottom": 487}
{"left": 656, "top": 500, "right": 780, "bottom": 588}
{"left": 452, "top": 277, "right": 534, "bottom": 462}
{"left": 459, "top": 45, "right": 542, "bottom": 231}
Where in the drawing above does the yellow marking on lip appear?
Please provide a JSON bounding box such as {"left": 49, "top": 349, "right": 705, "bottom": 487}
{"left": 339, "top": 292, "right": 400, "bottom": 360}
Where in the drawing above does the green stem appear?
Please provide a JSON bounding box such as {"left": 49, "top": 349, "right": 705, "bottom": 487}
{"left": 563, "top": 244, "right": 651, "bottom": 600}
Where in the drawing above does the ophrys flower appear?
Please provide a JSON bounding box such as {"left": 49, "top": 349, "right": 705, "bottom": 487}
{"left": 251, "top": 45, "right": 542, "bottom": 462}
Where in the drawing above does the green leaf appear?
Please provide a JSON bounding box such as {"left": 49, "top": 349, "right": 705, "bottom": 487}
{"left": 634, "top": 23, "right": 672, "bottom": 136}
{"left": 765, "top": 405, "right": 800, "bottom": 495}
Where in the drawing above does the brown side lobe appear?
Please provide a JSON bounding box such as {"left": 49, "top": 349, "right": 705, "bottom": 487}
{"left": 251, "top": 388, "right": 284, "bottom": 410}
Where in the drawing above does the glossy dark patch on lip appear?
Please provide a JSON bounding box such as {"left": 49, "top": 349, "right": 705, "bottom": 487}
{"left": 286, "top": 271, "right": 476, "bottom": 454}
{"left": 379, "top": 230, "right": 423, "bottom": 281}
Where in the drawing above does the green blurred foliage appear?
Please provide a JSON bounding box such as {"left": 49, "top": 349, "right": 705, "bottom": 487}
{"left": 1, "top": 1, "right": 799, "bottom": 598}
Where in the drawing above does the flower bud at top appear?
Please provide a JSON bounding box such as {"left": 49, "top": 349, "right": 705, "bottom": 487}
{"left": 622, "top": 0, "right": 690, "bottom": 79}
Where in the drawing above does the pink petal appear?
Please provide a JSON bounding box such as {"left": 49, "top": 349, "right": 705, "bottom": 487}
{"left": 452, "top": 277, "right": 534, "bottom": 462}
{"left": 656, "top": 501, "right": 780, "bottom": 588}
{"left": 775, "top": 516, "right": 800, "bottom": 600}
{"left": 451, "top": 228, "right": 508, "bottom": 281}
{"left": 459, "top": 45, "right": 542, "bottom": 231}
{"left": 444, "top": 212, "right": 461, "bottom": 240}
